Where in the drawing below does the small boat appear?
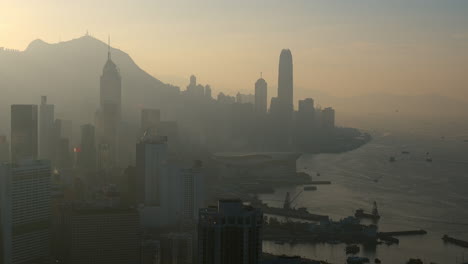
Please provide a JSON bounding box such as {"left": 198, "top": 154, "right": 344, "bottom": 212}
{"left": 274, "top": 240, "right": 285, "bottom": 245}
{"left": 375, "top": 258, "right": 382, "bottom": 264}
{"left": 401, "top": 151, "right": 410, "bottom": 154}
{"left": 426, "top": 157, "right": 433, "bottom": 162}
{"left": 373, "top": 179, "right": 379, "bottom": 183}
{"left": 316, "top": 172, "right": 321, "bottom": 176}
{"left": 345, "top": 244, "right": 360, "bottom": 254}
{"left": 303, "top": 186, "right": 317, "bottom": 191}
{"left": 389, "top": 156, "right": 396, "bottom": 162}
{"left": 347, "top": 257, "right": 370, "bottom": 264}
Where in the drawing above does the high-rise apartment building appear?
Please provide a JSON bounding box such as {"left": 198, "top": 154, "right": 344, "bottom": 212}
{"left": 39, "top": 96, "right": 55, "bottom": 160}
{"left": 10, "top": 105, "right": 38, "bottom": 163}
{"left": 198, "top": 199, "right": 263, "bottom": 264}
{"left": 0, "top": 159, "right": 51, "bottom": 264}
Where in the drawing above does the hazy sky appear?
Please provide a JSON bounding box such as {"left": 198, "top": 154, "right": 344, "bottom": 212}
{"left": 2, "top": 0, "right": 468, "bottom": 100}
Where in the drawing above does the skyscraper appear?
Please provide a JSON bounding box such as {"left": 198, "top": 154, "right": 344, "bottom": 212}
{"left": 0, "top": 135, "right": 9, "bottom": 162}
{"left": 198, "top": 199, "right": 263, "bottom": 264}
{"left": 141, "top": 108, "right": 161, "bottom": 135}
{"left": 39, "top": 96, "right": 55, "bottom": 160}
{"left": 321, "top": 107, "right": 335, "bottom": 130}
{"left": 96, "top": 40, "right": 121, "bottom": 171}
{"left": 136, "top": 135, "right": 168, "bottom": 206}
{"left": 180, "top": 161, "right": 205, "bottom": 221}
{"left": 77, "top": 124, "right": 96, "bottom": 170}
{"left": 277, "top": 49, "right": 293, "bottom": 114}
{"left": 254, "top": 77, "right": 267, "bottom": 115}
{"left": 136, "top": 134, "right": 174, "bottom": 228}
{"left": 0, "top": 159, "right": 51, "bottom": 264}
{"left": 10, "top": 105, "right": 38, "bottom": 163}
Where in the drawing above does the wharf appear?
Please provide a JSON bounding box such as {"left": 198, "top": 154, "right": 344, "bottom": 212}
{"left": 379, "top": 230, "right": 427, "bottom": 236}
{"left": 442, "top": 235, "right": 468, "bottom": 248}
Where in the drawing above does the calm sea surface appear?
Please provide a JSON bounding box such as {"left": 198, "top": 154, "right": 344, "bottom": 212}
{"left": 261, "top": 132, "right": 468, "bottom": 263}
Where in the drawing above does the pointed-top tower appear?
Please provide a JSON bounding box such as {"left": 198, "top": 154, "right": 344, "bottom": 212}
{"left": 96, "top": 36, "right": 122, "bottom": 173}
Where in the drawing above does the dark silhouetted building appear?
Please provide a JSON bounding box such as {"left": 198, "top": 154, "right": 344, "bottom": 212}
{"left": 0, "top": 159, "right": 51, "bottom": 264}
{"left": 198, "top": 199, "right": 262, "bottom": 264}
{"left": 277, "top": 49, "right": 294, "bottom": 115}
{"left": 254, "top": 77, "right": 267, "bottom": 115}
{"left": 160, "top": 233, "right": 193, "bottom": 264}
{"left": 205, "top": 85, "right": 212, "bottom": 99}
{"left": 322, "top": 107, "right": 335, "bottom": 130}
{"left": 0, "top": 135, "right": 9, "bottom": 162}
{"left": 39, "top": 96, "right": 55, "bottom": 160}
{"left": 96, "top": 43, "right": 121, "bottom": 171}
{"left": 77, "top": 124, "right": 96, "bottom": 170}
{"left": 57, "top": 205, "right": 140, "bottom": 264}
{"left": 10, "top": 105, "right": 38, "bottom": 163}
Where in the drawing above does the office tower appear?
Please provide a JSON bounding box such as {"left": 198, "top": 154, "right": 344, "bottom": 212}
{"left": 52, "top": 119, "right": 73, "bottom": 168}
{"left": 298, "top": 98, "right": 315, "bottom": 123}
{"left": 180, "top": 161, "right": 205, "bottom": 221}
{"left": 277, "top": 49, "right": 293, "bottom": 113}
{"left": 55, "top": 138, "right": 72, "bottom": 169}
{"left": 96, "top": 41, "right": 121, "bottom": 171}
{"left": 141, "top": 108, "right": 161, "bottom": 135}
{"left": 136, "top": 135, "right": 168, "bottom": 206}
{"left": 160, "top": 233, "right": 193, "bottom": 264}
{"left": 205, "top": 85, "right": 212, "bottom": 99}
{"left": 0, "top": 159, "right": 51, "bottom": 264}
{"left": 321, "top": 107, "right": 335, "bottom": 130}
{"left": 198, "top": 199, "right": 263, "bottom": 264}
{"left": 58, "top": 204, "right": 140, "bottom": 264}
{"left": 39, "top": 96, "right": 55, "bottom": 160}
{"left": 10, "top": 105, "right": 38, "bottom": 163}
{"left": 0, "top": 135, "right": 9, "bottom": 162}
{"left": 255, "top": 77, "right": 267, "bottom": 115}
{"left": 77, "top": 124, "right": 96, "bottom": 170}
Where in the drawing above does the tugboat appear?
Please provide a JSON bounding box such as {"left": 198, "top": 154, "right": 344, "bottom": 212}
{"left": 355, "top": 201, "right": 380, "bottom": 220}
{"left": 345, "top": 244, "right": 360, "bottom": 254}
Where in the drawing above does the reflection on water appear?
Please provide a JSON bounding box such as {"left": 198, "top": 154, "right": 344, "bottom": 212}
{"left": 260, "top": 133, "right": 468, "bottom": 263}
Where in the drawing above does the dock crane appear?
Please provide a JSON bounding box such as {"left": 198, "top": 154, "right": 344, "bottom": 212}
{"left": 283, "top": 190, "right": 304, "bottom": 210}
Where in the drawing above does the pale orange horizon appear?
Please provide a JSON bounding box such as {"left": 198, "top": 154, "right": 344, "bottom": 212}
{"left": 2, "top": 0, "right": 468, "bottom": 102}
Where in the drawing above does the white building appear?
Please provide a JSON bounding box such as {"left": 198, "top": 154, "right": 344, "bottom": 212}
{"left": 0, "top": 159, "right": 51, "bottom": 264}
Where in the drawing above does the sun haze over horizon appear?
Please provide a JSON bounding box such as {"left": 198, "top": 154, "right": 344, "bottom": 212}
{"left": 2, "top": 0, "right": 468, "bottom": 101}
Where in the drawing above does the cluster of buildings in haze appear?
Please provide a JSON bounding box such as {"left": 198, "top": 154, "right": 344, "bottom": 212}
{"left": 0, "top": 41, "right": 367, "bottom": 264}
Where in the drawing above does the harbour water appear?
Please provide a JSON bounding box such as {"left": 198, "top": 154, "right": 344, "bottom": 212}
{"left": 261, "top": 132, "right": 468, "bottom": 263}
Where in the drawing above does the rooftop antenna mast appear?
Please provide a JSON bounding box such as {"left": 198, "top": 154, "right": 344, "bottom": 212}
{"left": 107, "top": 35, "right": 111, "bottom": 60}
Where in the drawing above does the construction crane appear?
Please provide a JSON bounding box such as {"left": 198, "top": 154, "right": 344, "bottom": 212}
{"left": 283, "top": 190, "right": 304, "bottom": 210}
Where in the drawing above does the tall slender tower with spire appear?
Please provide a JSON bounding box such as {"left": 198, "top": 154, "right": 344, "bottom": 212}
{"left": 278, "top": 49, "right": 293, "bottom": 114}
{"left": 96, "top": 37, "right": 122, "bottom": 175}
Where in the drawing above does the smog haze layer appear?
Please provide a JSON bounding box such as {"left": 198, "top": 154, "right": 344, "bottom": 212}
{"left": 2, "top": 0, "right": 468, "bottom": 100}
